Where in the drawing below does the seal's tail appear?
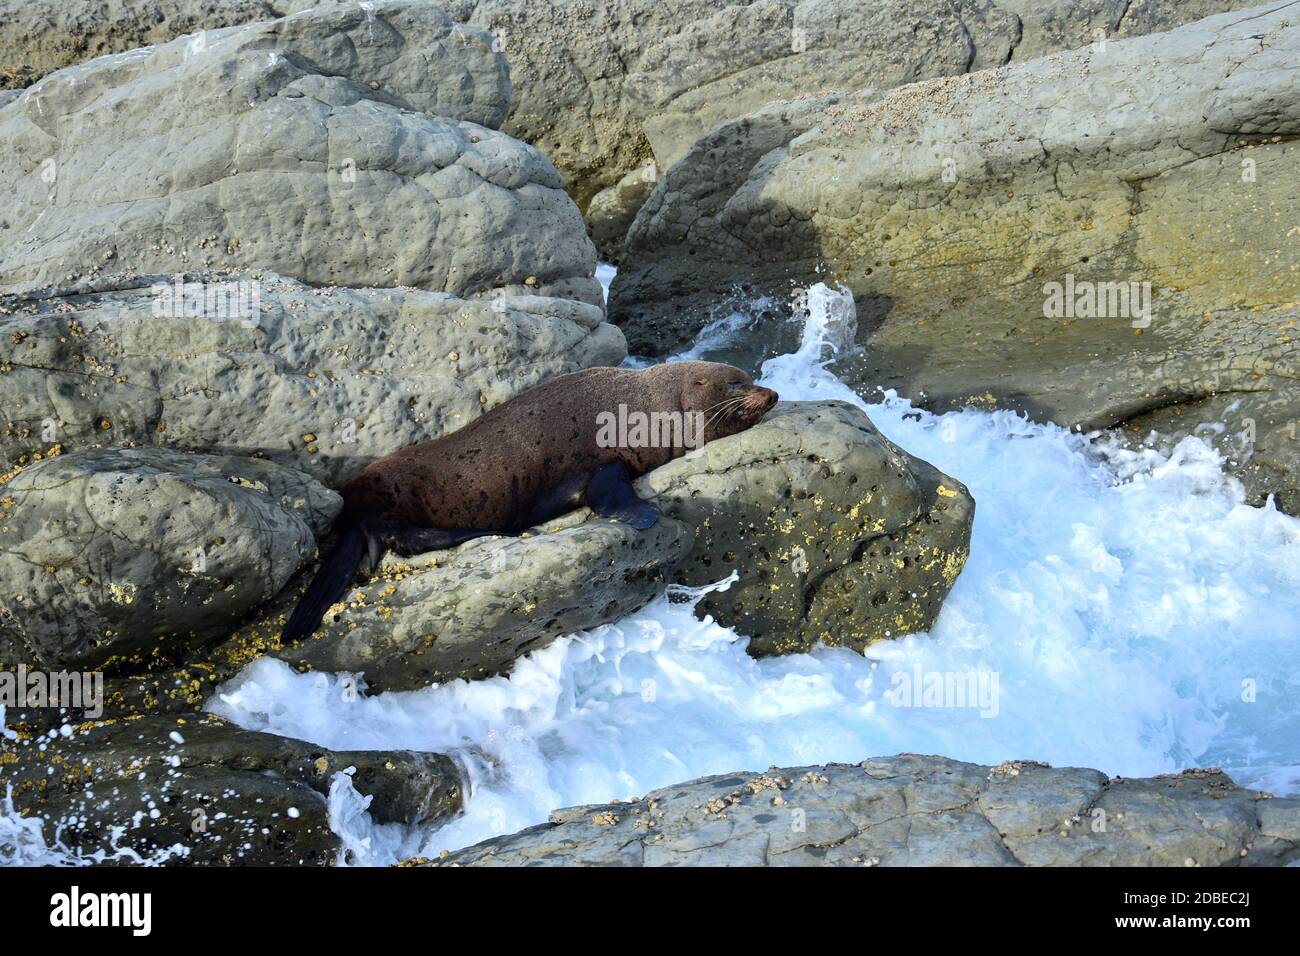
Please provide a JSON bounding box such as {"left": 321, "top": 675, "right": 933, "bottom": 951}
{"left": 281, "top": 519, "right": 369, "bottom": 645}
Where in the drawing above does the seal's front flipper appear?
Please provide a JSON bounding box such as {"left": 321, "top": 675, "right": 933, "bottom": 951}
{"left": 586, "top": 462, "right": 659, "bottom": 530}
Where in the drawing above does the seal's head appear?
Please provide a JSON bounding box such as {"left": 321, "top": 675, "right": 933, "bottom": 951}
{"left": 649, "top": 360, "right": 779, "bottom": 443}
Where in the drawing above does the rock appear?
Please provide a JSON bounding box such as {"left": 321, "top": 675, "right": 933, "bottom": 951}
{"left": 449, "top": 0, "right": 1258, "bottom": 247}
{"left": 443, "top": 0, "right": 1250, "bottom": 253}
{"left": 217, "top": 507, "right": 694, "bottom": 692}
{"left": 624, "top": 0, "right": 1259, "bottom": 173}
{"left": 640, "top": 401, "right": 973, "bottom": 656}
{"left": 437, "top": 0, "right": 722, "bottom": 223}
{"left": 0, "top": 1, "right": 601, "bottom": 305}
{"left": 585, "top": 163, "right": 661, "bottom": 264}
{"left": 1, "top": 2, "right": 1252, "bottom": 258}
{"left": 0, "top": 447, "right": 340, "bottom": 671}
{"left": 203, "top": 400, "right": 970, "bottom": 693}
{"left": 423, "top": 754, "right": 1300, "bottom": 866}
{"left": 0, "top": 1, "right": 280, "bottom": 89}
{"left": 0, "top": 711, "right": 463, "bottom": 865}
{"left": 0, "top": 271, "right": 625, "bottom": 485}
{"left": 610, "top": 3, "right": 1300, "bottom": 509}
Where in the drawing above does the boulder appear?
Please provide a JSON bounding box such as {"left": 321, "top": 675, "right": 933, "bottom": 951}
{"left": 0, "top": 711, "right": 463, "bottom": 865}
{"left": 0, "top": 447, "right": 339, "bottom": 671}
{"left": 236, "top": 508, "right": 694, "bottom": 691}
{"left": 442, "top": 0, "right": 1253, "bottom": 253}
{"left": 610, "top": 2, "right": 1300, "bottom": 509}
{"left": 623, "top": 0, "right": 1261, "bottom": 174}
{"left": 202, "top": 400, "right": 971, "bottom": 693}
{"left": 0, "top": 1, "right": 601, "bottom": 305}
{"left": 585, "top": 163, "right": 660, "bottom": 264}
{"left": 422, "top": 754, "right": 1300, "bottom": 866}
{"left": 0, "top": 271, "right": 625, "bottom": 485}
{"left": 0, "top": 1, "right": 281, "bottom": 89}
{"left": 641, "top": 401, "right": 973, "bottom": 656}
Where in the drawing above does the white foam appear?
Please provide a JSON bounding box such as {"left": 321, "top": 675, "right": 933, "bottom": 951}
{"left": 595, "top": 262, "right": 617, "bottom": 303}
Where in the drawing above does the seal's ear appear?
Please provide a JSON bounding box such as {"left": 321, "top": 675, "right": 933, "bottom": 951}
{"left": 679, "top": 373, "right": 711, "bottom": 412}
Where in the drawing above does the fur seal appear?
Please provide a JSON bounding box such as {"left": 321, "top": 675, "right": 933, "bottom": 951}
{"left": 282, "top": 361, "right": 778, "bottom": 644}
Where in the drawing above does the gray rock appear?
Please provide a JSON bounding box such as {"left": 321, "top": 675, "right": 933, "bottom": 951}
{"left": 249, "top": 508, "right": 694, "bottom": 690}
{"left": 610, "top": 2, "right": 1300, "bottom": 509}
{"left": 0, "top": 1, "right": 281, "bottom": 90}
{"left": 626, "top": 0, "right": 1260, "bottom": 173}
{"left": 0, "top": 711, "right": 463, "bottom": 865}
{"left": 437, "top": 0, "right": 722, "bottom": 219}
{"left": 205, "top": 400, "right": 971, "bottom": 693}
{"left": 0, "top": 1, "right": 601, "bottom": 305}
{"left": 0, "top": 271, "right": 625, "bottom": 485}
{"left": 585, "top": 163, "right": 661, "bottom": 264}
{"left": 641, "top": 401, "right": 973, "bottom": 656}
{"left": 450, "top": 0, "right": 1250, "bottom": 253}
{"left": 423, "top": 754, "right": 1300, "bottom": 866}
{"left": 0, "top": 447, "right": 340, "bottom": 670}
{"left": 0, "top": 2, "right": 1252, "bottom": 258}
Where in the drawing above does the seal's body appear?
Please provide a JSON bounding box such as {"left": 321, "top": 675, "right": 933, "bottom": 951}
{"left": 281, "top": 361, "right": 777, "bottom": 644}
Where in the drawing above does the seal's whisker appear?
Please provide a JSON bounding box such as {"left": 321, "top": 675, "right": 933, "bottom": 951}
{"left": 700, "top": 397, "right": 741, "bottom": 415}
{"left": 704, "top": 398, "right": 746, "bottom": 430}
{"left": 705, "top": 397, "right": 744, "bottom": 423}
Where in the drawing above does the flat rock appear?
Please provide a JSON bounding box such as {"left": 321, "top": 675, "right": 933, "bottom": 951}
{"left": 0, "top": 1, "right": 601, "bottom": 305}
{"left": 1, "top": 711, "right": 463, "bottom": 865}
{"left": 423, "top": 754, "right": 1300, "bottom": 866}
{"left": 0, "top": 271, "right": 625, "bottom": 485}
{"left": 610, "top": 2, "right": 1300, "bottom": 510}
{"left": 0, "top": 447, "right": 339, "bottom": 671}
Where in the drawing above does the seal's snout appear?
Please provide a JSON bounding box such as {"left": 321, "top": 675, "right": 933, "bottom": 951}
{"left": 754, "top": 386, "right": 779, "bottom": 410}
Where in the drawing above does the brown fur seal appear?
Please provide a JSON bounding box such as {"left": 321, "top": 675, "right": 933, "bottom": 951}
{"left": 282, "top": 361, "right": 778, "bottom": 644}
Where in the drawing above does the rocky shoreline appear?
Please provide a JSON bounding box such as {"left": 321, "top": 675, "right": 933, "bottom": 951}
{"left": 421, "top": 755, "right": 1300, "bottom": 867}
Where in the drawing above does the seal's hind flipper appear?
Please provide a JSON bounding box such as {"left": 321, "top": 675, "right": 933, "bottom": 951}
{"left": 586, "top": 462, "right": 659, "bottom": 530}
{"left": 380, "top": 525, "right": 497, "bottom": 557}
{"left": 282, "top": 519, "right": 369, "bottom": 645}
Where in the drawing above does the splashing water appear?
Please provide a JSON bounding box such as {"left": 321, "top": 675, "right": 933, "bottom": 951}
{"left": 7, "top": 281, "right": 1298, "bottom": 865}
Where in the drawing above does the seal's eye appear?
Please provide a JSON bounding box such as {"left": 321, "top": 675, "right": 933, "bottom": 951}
{"left": 728, "top": 380, "right": 747, "bottom": 388}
